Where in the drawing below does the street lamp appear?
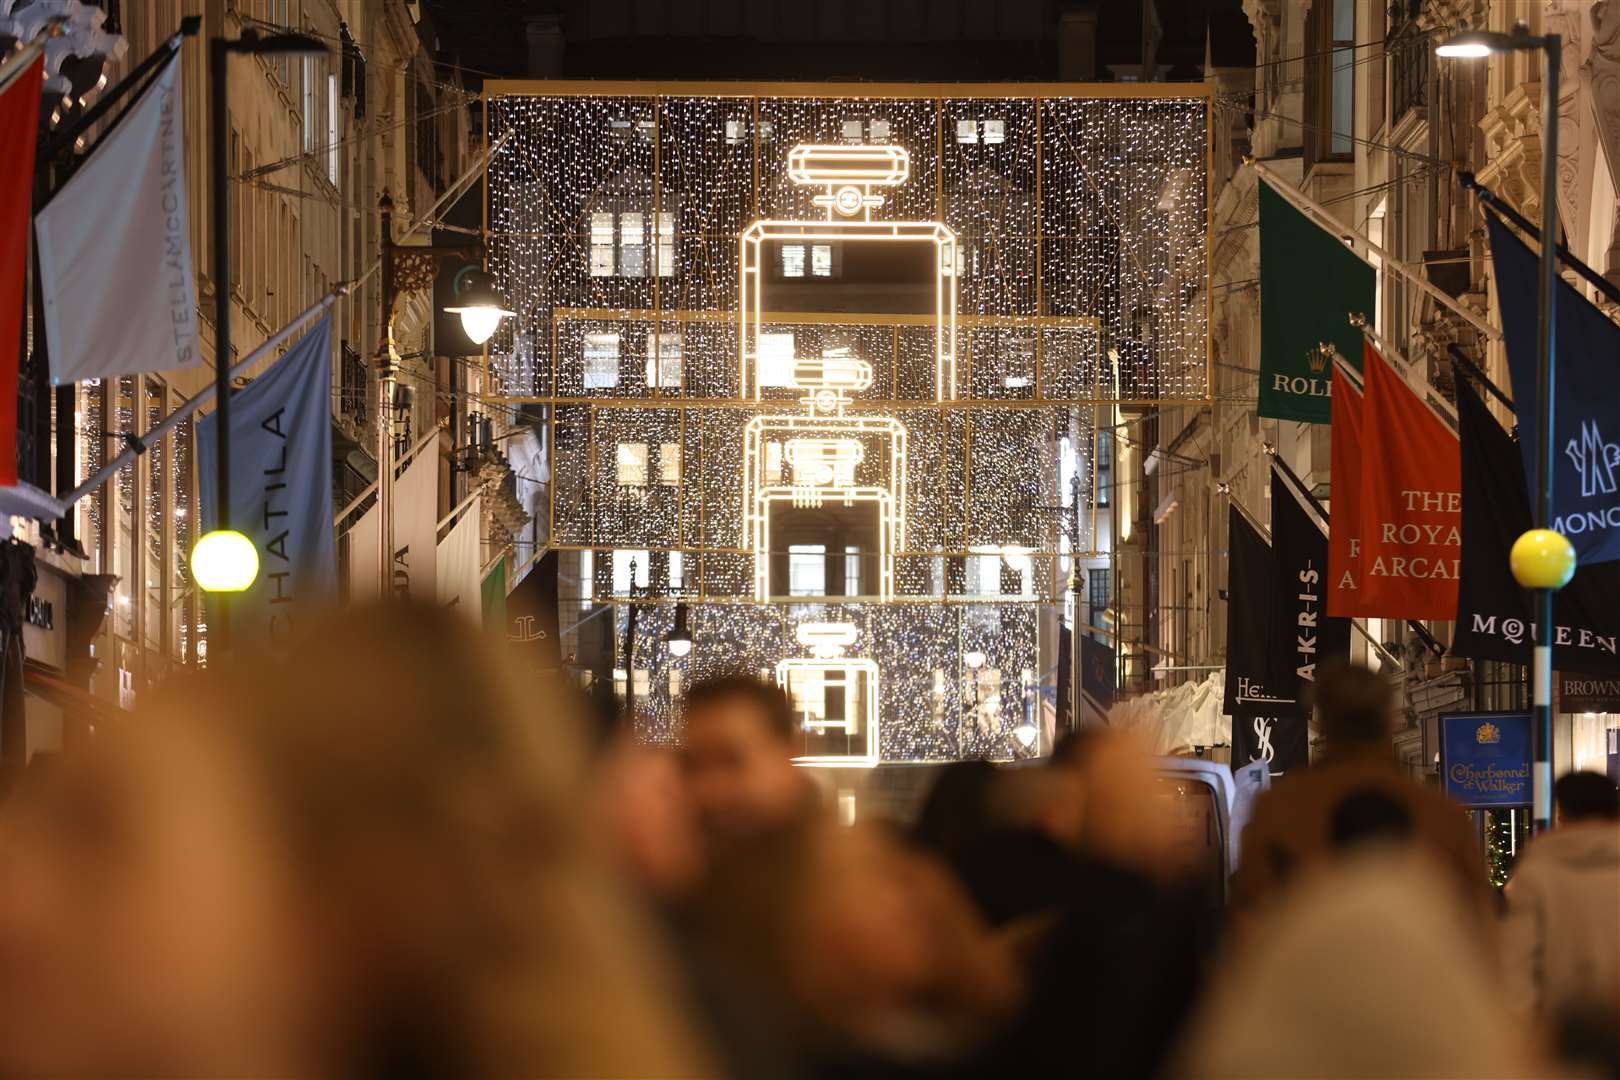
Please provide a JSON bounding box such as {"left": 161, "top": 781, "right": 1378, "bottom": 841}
{"left": 666, "top": 601, "right": 693, "bottom": 657}
{"left": 375, "top": 192, "right": 513, "bottom": 597}
{"left": 443, "top": 267, "right": 515, "bottom": 346}
{"left": 197, "top": 29, "right": 326, "bottom": 653}
{"left": 1437, "top": 21, "right": 1571, "bottom": 832}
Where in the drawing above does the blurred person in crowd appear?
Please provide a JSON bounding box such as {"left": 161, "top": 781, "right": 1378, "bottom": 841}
{"left": 910, "top": 758, "right": 997, "bottom": 869}
{"left": 0, "top": 605, "right": 710, "bottom": 1078}
{"left": 947, "top": 734, "right": 1208, "bottom": 1079}
{"left": 1231, "top": 662, "right": 1490, "bottom": 925}
{"left": 1501, "top": 770, "right": 1620, "bottom": 1018}
{"left": 680, "top": 674, "right": 818, "bottom": 845}
{"left": 697, "top": 818, "right": 1022, "bottom": 1079}
{"left": 594, "top": 735, "right": 706, "bottom": 902}
{"left": 1172, "top": 847, "right": 1547, "bottom": 1079}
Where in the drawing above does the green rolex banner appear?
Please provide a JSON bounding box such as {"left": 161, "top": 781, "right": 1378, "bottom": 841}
{"left": 481, "top": 559, "right": 507, "bottom": 638}
{"left": 1258, "top": 180, "right": 1375, "bottom": 424}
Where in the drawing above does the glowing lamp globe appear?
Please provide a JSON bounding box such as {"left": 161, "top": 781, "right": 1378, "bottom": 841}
{"left": 191, "top": 530, "right": 260, "bottom": 593}
{"left": 1509, "top": 528, "right": 1576, "bottom": 590}
{"left": 443, "top": 269, "right": 514, "bottom": 346}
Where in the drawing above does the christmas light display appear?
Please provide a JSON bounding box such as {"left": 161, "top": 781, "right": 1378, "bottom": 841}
{"left": 486, "top": 83, "right": 1210, "bottom": 760}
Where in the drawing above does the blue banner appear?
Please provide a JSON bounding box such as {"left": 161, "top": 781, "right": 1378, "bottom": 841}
{"left": 1487, "top": 213, "right": 1620, "bottom": 565}
{"left": 1439, "top": 710, "right": 1532, "bottom": 808}
{"left": 198, "top": 314, "right": 338, "bottom": 649}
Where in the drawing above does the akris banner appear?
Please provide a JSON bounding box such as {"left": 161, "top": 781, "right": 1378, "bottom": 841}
{"left": 1223, "top": 506, "right": 1310, "bottom": 777}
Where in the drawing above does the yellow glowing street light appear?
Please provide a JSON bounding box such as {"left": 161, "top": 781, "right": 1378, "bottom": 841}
{"left": 191, "top": 529, "right": 260, "bottom": 593}
{"left": 443, "top": 267, "right": 515, "bottom": 346}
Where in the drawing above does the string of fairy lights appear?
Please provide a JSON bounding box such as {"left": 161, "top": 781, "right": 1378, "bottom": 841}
{"left": 486, "top": 90, "right": 1208, "bottom": 759}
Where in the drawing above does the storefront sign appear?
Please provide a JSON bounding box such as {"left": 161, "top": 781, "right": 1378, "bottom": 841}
{"left": 1440, "top": 711, "right": 1532, "bottom": 808}
{"left": 1560, "top": 674, "right": 1620, "bottom": 715}
{"left": 21, "top": 565, "right": 65, "bottom": 672}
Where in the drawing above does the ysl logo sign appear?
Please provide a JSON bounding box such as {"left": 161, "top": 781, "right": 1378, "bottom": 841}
{"left": 1250, "top": 716, "right": 1276, "bottom": 763}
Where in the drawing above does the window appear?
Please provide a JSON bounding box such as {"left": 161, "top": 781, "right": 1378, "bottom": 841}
{"left": 844, "top": 545, "right": 861, "bottom": 596}
{"left": 955, "top": 118, "right": 1005, "bottom": 145}
{"left": 619, "top": 212, "right": 645, "bottom": 277}
{"left": 616, "top": 442, "right": 648, "bottom": 487}
{"left": 668, "top": 551, "right": 684, "bottom": 590}
{"left": 1096, "top": 430, "right": 1113, "bottom": 507}
{"left": 589, "top": 211, "right": 675, "bottom": 277}
{"left": 1304, "top": 0, "right": 1354, "bottom": 170}
{"left": 758, "top": 333, "right": 797, "bottom": 387}
{"left": 788, "top": 545, "right": 827, "bottom": 596}
{"left": 782, "top": 244, "right": 806, "bottom": 278}
{"left": 645, "top": 332, "right": 682, "bottom": 389}
{"left": 301, "top": 56, "right": 317, "bottom": 152}
{"left": 765, "top": 441, "right": 784, "bottom": 484}
{"left": 658, "top": 442, "right": 680, "bottom": 486}
{"left": 779, "top": 243, "right": 833, "bottom": 279}
{"left": 611, "top": 549, "right": 650, "bottom": 594}
{"left": 589, "top": 213, "right": 616, "bottom": 277}
{"left": 955, "top": 119, "right": 978, "bottom": 144}
{"left": 811, "top": 244, "right": 833, "bottom": 278}
{"left": 583, "top": 333, "right": 620, "bottom": 389}
{"left": 327, "top": 73, "right": 339, "bottom": 182}
{"left": 1088, "top": 568, "right": 1111, "bottom": 633}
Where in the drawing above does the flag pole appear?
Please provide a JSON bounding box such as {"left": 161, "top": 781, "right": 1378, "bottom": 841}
{"left": 1248, "top": 157, "right": 1501, "bottom": 341}
{"left": 1461, "top": 172, "right": 1620, "bottom": 311}
{"left": 61, "top": 290, "right": 342, "bottom": 508}
{"left": 1350, "top": 313, "right": 1459, "bottom": 428}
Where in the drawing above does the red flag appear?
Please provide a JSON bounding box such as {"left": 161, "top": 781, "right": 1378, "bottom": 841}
{"left": 0, "top": 56, "right": 43, "bottom": 488}
{"left": 1326, "top": 365, "right": 1365, "bottom": 617}
{"left": 1356, "top": 341, "right": 1461, "bottom": 619}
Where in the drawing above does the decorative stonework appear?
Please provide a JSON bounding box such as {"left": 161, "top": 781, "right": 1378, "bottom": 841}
{"left": 1476, "top": 82, "right": 1544, "bottom": 220}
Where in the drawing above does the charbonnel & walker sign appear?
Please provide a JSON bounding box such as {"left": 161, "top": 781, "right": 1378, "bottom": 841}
{"left": 1439, "top": 711, "right": 1532, "bottom": 808}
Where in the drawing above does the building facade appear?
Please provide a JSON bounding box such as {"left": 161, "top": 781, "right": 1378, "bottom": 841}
{"left": 1135, "top": 0, "right": 1620, "bottom": 780}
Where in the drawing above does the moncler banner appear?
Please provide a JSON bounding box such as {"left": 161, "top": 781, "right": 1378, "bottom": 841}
{"left": 1270, "top": 469, "right": 1351, "bottom": 703}
{"left": 1258, "top": 179, "right": 1376, "bottom": 424}
{"left": 1487, "top": 211, "right": 1620, "bottom": 566}
{"left": 1451, "top": 378, "right": 1620, "bottom": 676}
{"left": 0, "top": 54, "right": 43, "bottom": 487}
{"left": 1326, "top": 365, "right": 1366, "bottom": 616}
{"left": 197, "top": 314, "right": 338, "bottom": 648}
{"left": 35, "top": 55, "right": 201, "bottom": 383}
{"left": 1356, "top": 343, "right": 1461, "bottom": 620}
{"left": 1223, "top": 507, "right": 1291, "bottom": 715}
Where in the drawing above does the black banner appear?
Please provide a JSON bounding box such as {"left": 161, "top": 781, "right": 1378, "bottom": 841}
{"left": 1223, "top": 507, "right": 1292, "bottom": 714}
{"left": 1056, "top": 624, "right": 1071, "bottom": 729}
{"left": 1224, "top": 506, "right": 1309, "bottom": 777}
{"left": 1080, "top": 631, "right": 1116, "bottom": 713}
{"left": 1451, "top": 379, "right": 1620, "bottom": 676}
{"left": 1232, "top": 711, "right": 1310, "bottom": 779}
{"left": 507, "top": 550, "right": 561, "bottom": 671}
{"left": 1270, "top": 469, "right": 1351, "bottom": 702}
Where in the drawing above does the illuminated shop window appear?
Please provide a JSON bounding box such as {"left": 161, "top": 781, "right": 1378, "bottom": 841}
{"left": 583, "top": 333, "right": 621, "bottom": 389}
{"left": 611, "top": 549, "right": 650, "bottom": 594}
{"left": 658, "top": 442, "right": 681, "bottom": 486}
{"left": 589, "top": 212, "right": 615, "bottom": 277}
{"left": 616, "top": 441, "right": 648, "bottom": 487}
{"left": 587, "top": 211, "right": 676, "bottom": 278}
{"left": 789, "top": 544, "right": 827, "bottom": 596}
{"left": 645, "top": 332, "right": 682, "bottom": 388}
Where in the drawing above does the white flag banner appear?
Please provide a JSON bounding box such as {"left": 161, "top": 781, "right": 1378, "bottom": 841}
{"left": 436, "top": 495, "right": 481, "bottom": 624}
{"left": 345, "top": 505, "right": 381, "bottom": 605}
{"left": 35, "top": 53, "right": 201, "bottom": 382}
{"left": 391, "top": 446, "right": 437, "bottom": 603}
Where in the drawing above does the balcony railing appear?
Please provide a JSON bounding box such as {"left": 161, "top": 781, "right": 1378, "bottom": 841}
{"left": 338, "top": 340, "right": 368, "bottom": 431}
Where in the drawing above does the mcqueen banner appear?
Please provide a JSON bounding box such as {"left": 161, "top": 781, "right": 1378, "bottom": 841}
{"left": 1451, "top": 379, "right": 1620, "bottom": 676}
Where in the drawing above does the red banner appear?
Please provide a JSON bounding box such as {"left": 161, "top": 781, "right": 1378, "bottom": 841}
{"left": 0, "top": 56, "right": 44, "bottom": 488}
{"left": 1356, "top": 342, "right": 1461, "bottom": 620}
{"left": 1327, "top": 365, "right": 1365, "bottom": 617}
